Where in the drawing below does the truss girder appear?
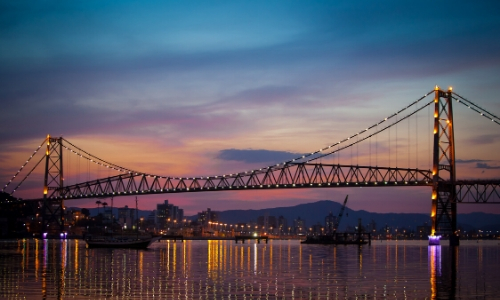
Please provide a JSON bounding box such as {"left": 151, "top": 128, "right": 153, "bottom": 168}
{"left": 455, "top": 181, "right": 500, "bottom": 203}
{"left": 51, "top": 163, "right": 433, "bottom": 200}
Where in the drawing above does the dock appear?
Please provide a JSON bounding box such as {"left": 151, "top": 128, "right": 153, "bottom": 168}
{"left": 160, "top": 234, "right": 184, "bottom": 242}
{"left": 235, "top": 235, "right": 268, "bottom": 244}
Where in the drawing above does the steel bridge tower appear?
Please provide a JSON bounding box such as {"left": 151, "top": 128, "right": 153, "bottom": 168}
{"left": 430, "top": 86, "right": 458, "bottom": 246}
{"left": 42, "top": 135, "right": 65, "bottom": 236}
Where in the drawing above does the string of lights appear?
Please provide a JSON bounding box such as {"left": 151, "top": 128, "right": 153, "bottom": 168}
{"left": 55, "top": 90, "right": 436, "bottom": 182}
{"left": 52, "top": 91, "right": 435, "bottom": 182}
{"left": 61, "top": 144, "right": 134, "bottom": 174}
{"left": 306, "top": 99, "right": 434, "bottom": 163}
{"left": 8, "top": 155, "right": 46, "bottom": 196}
{"left": 61, "top": 138, "right": 138, "bottom": 173}
{"left": 452, "top": 93, "right": 500, "bottom": 125}
{"left": 1, "top": 139, "right": 46, "bottom": 193}
{"left": 212, "top": 90, "right": 435, "bottom": 179}
{"left": 4, "top": 89, "right": 497, "bottom": 198}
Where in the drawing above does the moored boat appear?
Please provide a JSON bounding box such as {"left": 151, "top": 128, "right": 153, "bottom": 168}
{"left": 301, "top": 235, "right": 368, "bottom": 245}
{"left": 85, "top": 235, "right": 160, "bottom": 249}
{"left": 85, "top": 196, "right": 159, "bottom": 249}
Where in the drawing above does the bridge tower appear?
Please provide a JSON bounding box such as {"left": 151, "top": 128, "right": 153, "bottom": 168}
{"left": 430, "top": 86, "right": 458, "bottom": 246}
{"left": 41, "top": 135, "right": 65, "bottom": 237}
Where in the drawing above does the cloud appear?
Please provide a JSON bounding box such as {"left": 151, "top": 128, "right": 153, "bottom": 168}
{"left": 456, "top": 159, "right": 490, "bottom": 164}
{"left": 217, "top": 149, "right": 302, "bottom": 164}
{"left": 467, "top": 134, "right": 500, "bottom": 145}
{"left": 476, "top": 163, "right": 500, "bottom": 170}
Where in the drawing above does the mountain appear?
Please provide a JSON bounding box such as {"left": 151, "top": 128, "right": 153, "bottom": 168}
{"left": 215, "top": 200, "right": 499, "bottom": 232}
{"left": 215, "top": 200, "right": 431, "bottom": 231}
{"left": 72, "top": 200, "right": 500, "bottom": 232}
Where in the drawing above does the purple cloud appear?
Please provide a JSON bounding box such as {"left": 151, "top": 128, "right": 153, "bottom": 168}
{"left": 456, "top": 159, "right": 490, "bottom": 164}
{"left": 476, "top": 163, "right": 500, "bottom": 170}
{"left": 217, "top": 149, "right": 302, "bottom": 164}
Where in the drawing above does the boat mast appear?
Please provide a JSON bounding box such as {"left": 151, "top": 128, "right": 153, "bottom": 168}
{"left": 135, "top": 197, "right": 139, "bottom": 239}
{"left": 111, "top": 197, "right": 114, "bottom": 238}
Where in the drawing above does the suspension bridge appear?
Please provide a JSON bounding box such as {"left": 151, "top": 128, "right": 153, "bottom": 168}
{"left": 2, "top": 86, "right": 500, "bottom": 245}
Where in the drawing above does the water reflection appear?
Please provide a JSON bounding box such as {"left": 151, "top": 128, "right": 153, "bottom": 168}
{"left": 0, "top": 240, "right": 499, "bottom": 298}
{"left": 428, "top": 245, "right": 441, "bottom": 298}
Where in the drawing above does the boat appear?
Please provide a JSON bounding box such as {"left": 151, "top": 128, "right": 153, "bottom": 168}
{"left": 301, "top": 234, "right": 368, "bottom": 245}
{"left": 85, "top": 235, "right": 161, "bottom": 249}
{"left": 85, "top": 196, "right": 159, "bottom": 249}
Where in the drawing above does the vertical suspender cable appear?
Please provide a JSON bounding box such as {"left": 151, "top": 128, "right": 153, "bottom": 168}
{"left": 416, "top": 101, "right": 418, "bottom": 169}
{"left": 428, "top": 102, "right": 431, "bottom": 169}
{"left": 408, "top": 113, "right": 410, "bottom": 168}
{"left": 376, "top": 124, "right": 378, "bottom": 167}
{"left": 396, "top": 114, "right": 398, "bottom": 167}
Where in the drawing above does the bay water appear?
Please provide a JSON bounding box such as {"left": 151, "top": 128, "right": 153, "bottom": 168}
{"left": 1, "top": 239, "right": 499, "bottom": 299}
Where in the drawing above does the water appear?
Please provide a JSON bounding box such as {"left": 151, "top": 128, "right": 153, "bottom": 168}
{"left": 1, "top": 239, "right": 499, "bottom": 299}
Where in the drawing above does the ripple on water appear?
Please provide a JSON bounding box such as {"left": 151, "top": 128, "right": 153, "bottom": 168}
{"left": 0, "top": 239, "right": 499, "bottom": 299}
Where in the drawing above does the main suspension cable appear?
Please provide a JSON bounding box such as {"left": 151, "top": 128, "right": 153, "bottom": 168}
{"left": 307, "top": 99, "right": 434, "bottom": 163}
{"left": 8, "top": 155, "right": 45, "bottom": 196}
{"left": 452, "top": 93, "right": 500, "bottom": 125}
{"left": 62, "top": 138, "right": 137, "bottom": 173}
{"left": 1, "top": 138, "right": 46, "bottom": 193}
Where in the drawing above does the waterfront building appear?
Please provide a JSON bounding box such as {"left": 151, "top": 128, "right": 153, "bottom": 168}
{"left": 197, "top": 208, "right": 218, "bottom": 227}
{"left": 278, "top": 216, "right": 288, "bottom": 235}
{"left": 156, "top": 200, "right": 184, "bottom": 231}
{"left": 118, "top": 205, "right": 136, "bottom": 229}
{"left": 324, "top": 211, "right": 337, "bottom": 234}
{"left": 257, "top": 215, "right": 277, "bottom": 234}
{"left": 293, "top": 217, "right": 306, "bottom": 235}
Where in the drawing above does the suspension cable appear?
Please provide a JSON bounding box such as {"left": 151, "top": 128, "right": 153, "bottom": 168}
{"left": 35, "top": 91, "right": 437, "bottom": 184}
{"left": 62, "top": 138, "right": 137, "bottom": 173}
{"left": 452, "top": 93, "right": 500, "bottom": 125}
{"left": 2, "top": 139, "right": 46, "bottom": 193}
{"left": 306, "top": 99, "right": 434, "bottom": 163}
{"left": 286, "top": 91, "right": 434, "bottom": 165}
{"left": 9, "top": 154, "right": 45, "bottom": 195}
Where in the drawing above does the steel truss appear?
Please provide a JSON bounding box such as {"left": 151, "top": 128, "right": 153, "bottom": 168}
{"left": 49, "top": 164, "right": 433, "bottom": 199}
{"left": 454, "top": 180, "right": 500, "bottom": 203}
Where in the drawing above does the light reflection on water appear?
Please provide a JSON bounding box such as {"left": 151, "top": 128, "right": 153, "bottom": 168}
{"left": 0, "top": 239, "right": 499, "bottom": 299}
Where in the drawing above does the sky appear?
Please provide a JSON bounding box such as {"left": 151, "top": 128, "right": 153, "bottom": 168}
{"left": 1, "top": 1, "right": 500, "bottom": 216}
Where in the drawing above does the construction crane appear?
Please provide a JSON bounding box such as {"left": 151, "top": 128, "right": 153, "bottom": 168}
{"left": 334, "top": 195, "right": 348, "bottom": 231}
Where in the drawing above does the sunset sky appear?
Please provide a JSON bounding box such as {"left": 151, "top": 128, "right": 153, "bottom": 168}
{"left": 1, "top": 1, "right": 500, "bottom": 215}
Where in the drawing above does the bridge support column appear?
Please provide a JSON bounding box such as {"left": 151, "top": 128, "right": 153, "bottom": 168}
{"left": 41, "top": 135, "right": 65, "bottom": 237}
{"left": 430, "top": 87, "right": 458, "bottom": 246}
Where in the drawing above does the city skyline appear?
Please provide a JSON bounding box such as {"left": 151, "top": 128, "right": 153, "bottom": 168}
{"left": 1, "top": 1, "right": 500, "bottom": 215}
